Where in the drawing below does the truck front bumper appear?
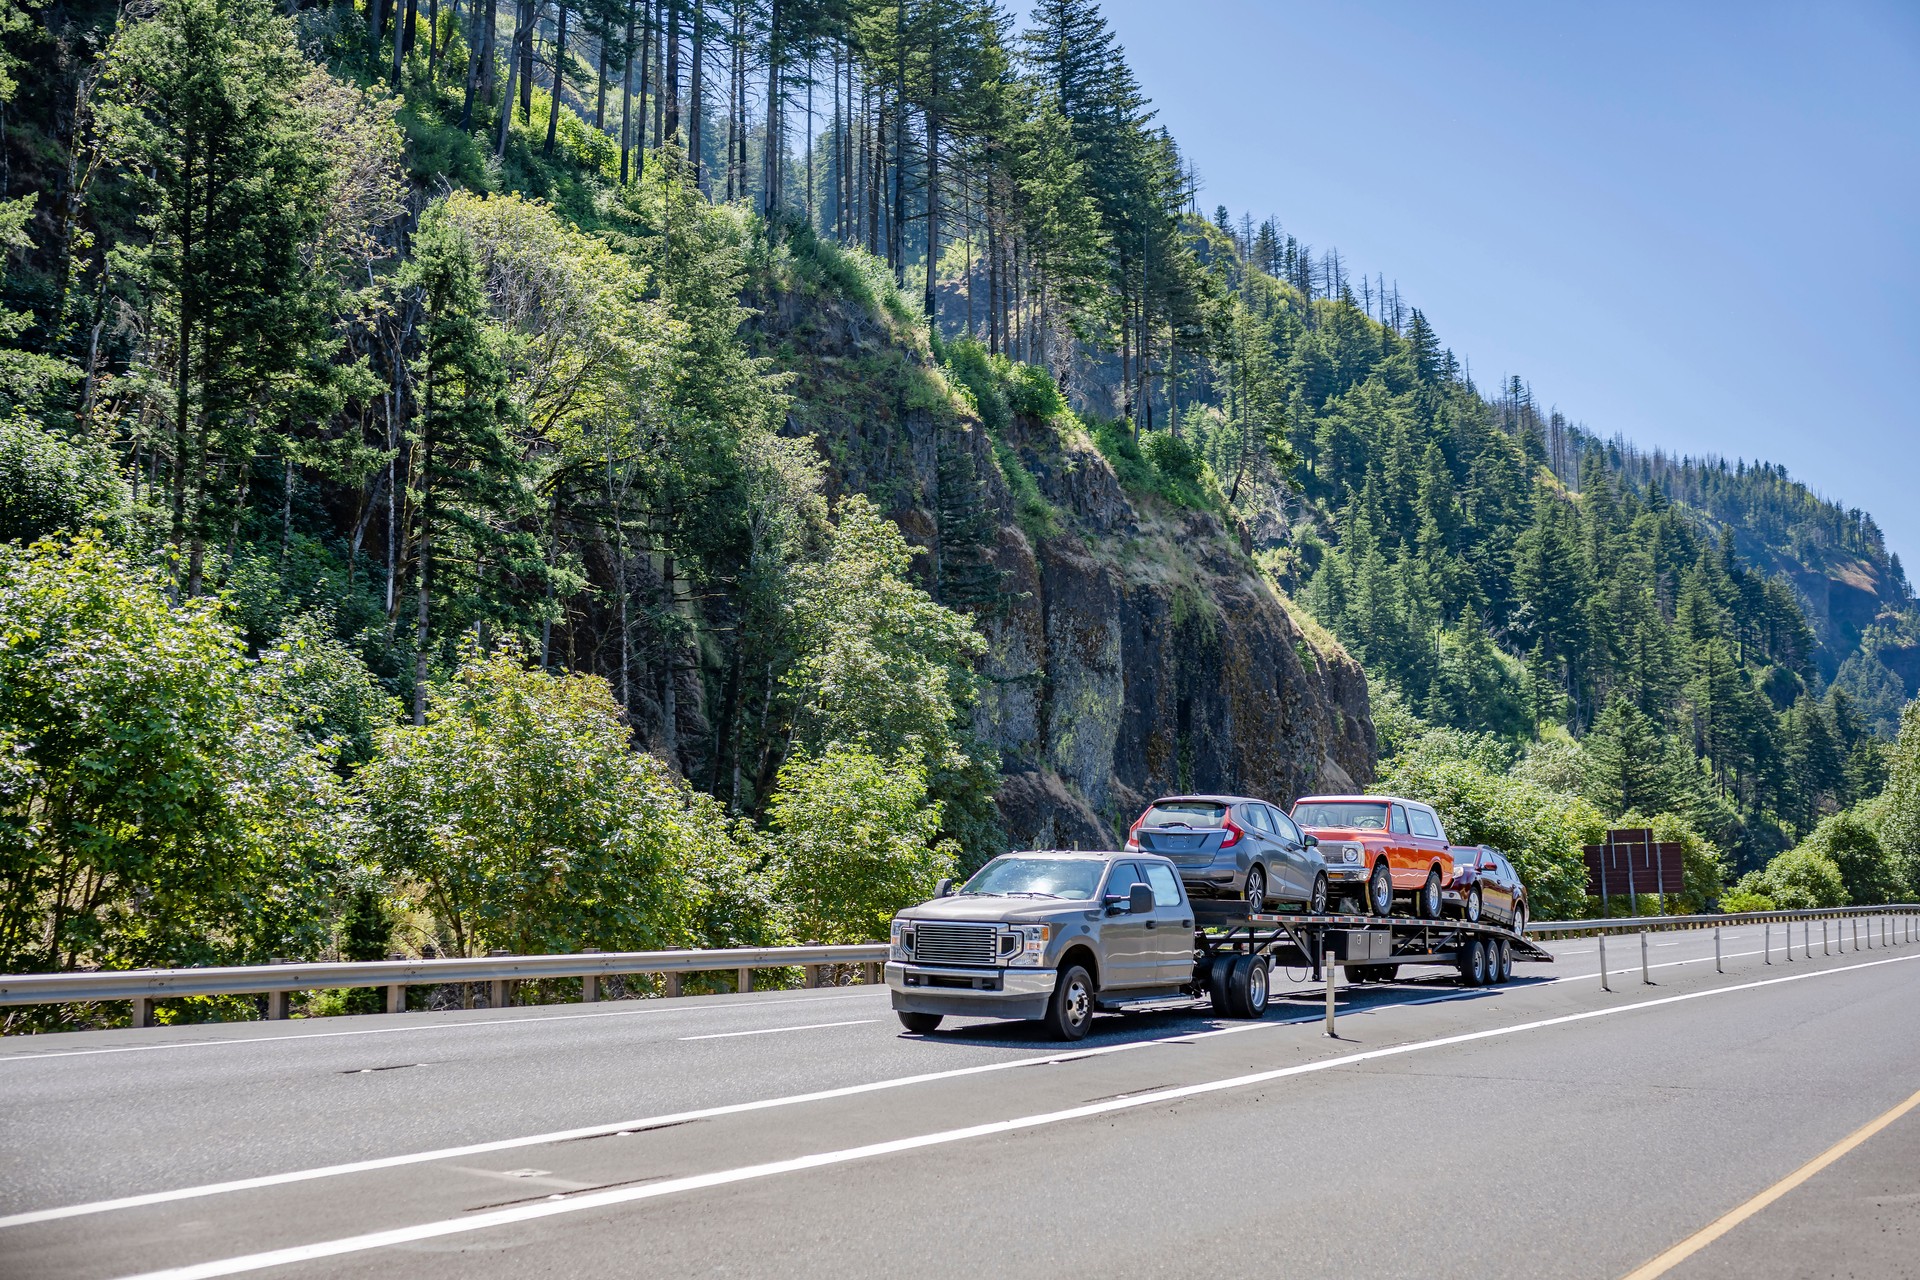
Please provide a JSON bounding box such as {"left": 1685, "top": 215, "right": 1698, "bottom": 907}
{"left": 886, "top": 962, "right": 1056, "bottom": 1020}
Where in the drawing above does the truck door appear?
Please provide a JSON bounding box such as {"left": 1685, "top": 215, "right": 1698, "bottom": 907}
{"left": 1100, "top": 862, "right": 1156, "bottom": 990}
{"left": 1142, "top": 862, "right": 1195, "bottom": 984}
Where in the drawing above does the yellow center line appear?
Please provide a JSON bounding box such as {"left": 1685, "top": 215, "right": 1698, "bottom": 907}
{"left": 1620, "top": 1085, "right": 1920, "bottom": 1280}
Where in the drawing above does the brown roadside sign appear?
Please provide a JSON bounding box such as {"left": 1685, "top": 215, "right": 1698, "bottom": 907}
{"left": 1582, "top": 829, "right": 1685, "bottom": 899}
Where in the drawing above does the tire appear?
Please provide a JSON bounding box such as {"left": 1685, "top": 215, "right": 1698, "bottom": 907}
{"left": 1419, "top": 867, "right": 1443, "bottom": 920}
{"left": 1207, "top": 954, "right": 1236, "bottom": 1012}
{"left": 1243, "top": 865, "right": 1267, "bottom": 916}
{"left": 1513, "top": 900, "right": 1528, "bottom": 936}
{"left": 1228, "top": 954, "right": 1269, "bottom": 1018}
{"left": 896, "top": 1011, "right": 943, "bottom": 1034}
{"left": 1367, "top": 862, "right": 1394, "bottom": 917}
{"left": 1307, "top": 872, "right": 1329, "bottom": 915}
{"left": 1498, "top": 938, "right": 1512, "bottom": 982}
{"left": 1043, "top": 963, "right": 1095, "bottom": 1041}
{"left": 1466, "top": 884, "right": 1483, "bottom": 923}
{"left": 1460, "top": 938, "right": 1487, "bottom": 987}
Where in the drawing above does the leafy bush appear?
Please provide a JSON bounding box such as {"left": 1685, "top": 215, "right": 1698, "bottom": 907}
{"left": 1795, "top": 810, "right": 1902, "bottom": 904}
{"left": 1717, "top": 890, "right": 1776, "bottom": 913}
{"left": 1090, "top": 419, "right": 1214, "bottom": 510}
{"left": 1737, "top": 848, "right": 1847, "bottom": 909}
{"left": 0, "top": 537, "right": 347, "bottom": 981}
{"left": 767, "top": 747, "right": 957, "bottom": 944}
{"left": 357, "top": 643, "right": 727, "bottom": 957}
{"left": 0, "top": 416, "right": 130, "bottom": 544}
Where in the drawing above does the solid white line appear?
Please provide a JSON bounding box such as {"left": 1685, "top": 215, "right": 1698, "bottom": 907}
{"left": 115, "top": 951, "right": 1920, "bottom": 1280}
{"left": 0, "top": 1011, "right": 1304, "bottom": 1230}
{"left": 679, "top": 1019, "right": 877, "bottom": 1041}
{"left": 0, "top": 993, "right": 881, "bottom": 1064}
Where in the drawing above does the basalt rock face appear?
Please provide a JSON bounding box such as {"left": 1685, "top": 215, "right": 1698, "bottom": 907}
{"left": 753, "top": 283, "right": 1374, "bottom": 852}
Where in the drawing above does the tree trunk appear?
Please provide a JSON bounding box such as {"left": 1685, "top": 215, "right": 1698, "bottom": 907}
{"left": 495, "top": 0, "right": 526, "bottom": 154}
{"left": 367, "top": 0, "right": 386, "bottom": 77}
{"left": 518, "top": 0, "right": 535, "bottom": 122}
{"left": 618, "top": 0, "right": 636, "bottom": 180}
{"left": 638, "top": 0, "right": 653, "bottom": 178}
{"left": 544, "top": 3, "right": 567, "bottom": 155}
{"left": 664, "top": 0, "right": 680, "bottom": 142}
{"left": 762, "top": 0, "right": 778, "bottom": 217}
{"left": 688, "top": 0, "right": 702, "bottom": 186}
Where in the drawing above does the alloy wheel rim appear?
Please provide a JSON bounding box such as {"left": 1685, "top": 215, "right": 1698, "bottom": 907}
{"left": 1468, "top": 888, "right": 1480, "bottom": 921}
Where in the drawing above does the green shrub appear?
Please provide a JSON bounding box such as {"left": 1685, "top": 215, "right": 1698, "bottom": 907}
{"left": 1717, "top": 890, "right": 1776, "bottom": 913}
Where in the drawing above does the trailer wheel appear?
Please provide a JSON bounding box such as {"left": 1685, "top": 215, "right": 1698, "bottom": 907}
{"left": 1367, "top": 862, "right": 1394, "bottom": 917}
{"left": 897, "top": 1011, "right": 943, "bottom": 1034}
{"left": 1043, "top": 964, "right": 1094, "bottom": 1041}
{"left": 1460, "top": 938, "right": 1487, "bottom": 987}
{"left": 1207, "top": 954, "right": 1236, "bottom": 1012}
{"left": 1419, "top": 867, "right": 1444, "bottom": 920}
{"left": 1228, "top": 954, "right": 1268, "bottom": 1018}
{"left": 1497, "top": 938, "right": 1512, "bottom": 982}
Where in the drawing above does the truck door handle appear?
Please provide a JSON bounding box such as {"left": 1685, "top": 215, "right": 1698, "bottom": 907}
{"left": 1144, "top": 921, "right": 1157, "bottom": 929}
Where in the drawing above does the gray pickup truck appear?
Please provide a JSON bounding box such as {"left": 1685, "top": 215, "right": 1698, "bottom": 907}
{"left": 886, "top": 850, "right": 1201, "bottom": 1040}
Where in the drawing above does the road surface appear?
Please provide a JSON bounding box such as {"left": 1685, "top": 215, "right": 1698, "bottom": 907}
{"left": 2, "top": 923, "right": 1916, "bottom": 1279}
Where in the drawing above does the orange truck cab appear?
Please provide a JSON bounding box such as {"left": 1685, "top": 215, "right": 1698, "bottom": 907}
{"left": 1288, "top": 795, "right": 1456, "bottom": 919}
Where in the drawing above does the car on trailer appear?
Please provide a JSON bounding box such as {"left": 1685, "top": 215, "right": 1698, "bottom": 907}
{"left": 1124, "top": 794, "right": 1330, "bottom": 915}
{"left": 1288, "top": 794, "right": 1456, "bottom": 919}
{"left": 1449, "top": 845, "right": 1528, "bottom": 931}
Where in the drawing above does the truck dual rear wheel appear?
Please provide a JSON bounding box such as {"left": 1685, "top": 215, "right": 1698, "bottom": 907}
{"left": 1043, "top": 963, "right": 1094, "bottom": 1041}
{"left": 897, "top": 1011, "right": 943, "bottom": 1034}
{"left": 1227, "top": 954, "right": 1269, "bottom": 1018}
{"left": 1207, "top": 954, "right": 1236, "bottom": 1012}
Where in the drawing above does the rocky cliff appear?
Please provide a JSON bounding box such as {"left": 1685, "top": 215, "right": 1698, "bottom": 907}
{"left": 753, "top": 243, "right": 1375, "bottom": 849}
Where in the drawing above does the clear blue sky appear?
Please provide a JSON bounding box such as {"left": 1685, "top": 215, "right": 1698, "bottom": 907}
{"left": 1097, "top": 1, "right": 1920, "bottom": 569}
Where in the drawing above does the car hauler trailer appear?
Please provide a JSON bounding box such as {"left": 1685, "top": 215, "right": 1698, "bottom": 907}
{"left": 1188, "top": 904, "right": 1555, "bottom": 1018}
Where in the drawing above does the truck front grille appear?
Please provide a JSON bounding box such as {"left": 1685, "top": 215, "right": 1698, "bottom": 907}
{"left": 909, "top": 922, "right": 997, "bottom": 966}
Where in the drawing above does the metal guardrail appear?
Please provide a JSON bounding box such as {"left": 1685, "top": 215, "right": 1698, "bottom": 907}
{"left": 1528, "top": 904, "right": 1920, "bottom": 937}
{"left": 0, "top": 943, "right": 890, "bottom": 1028}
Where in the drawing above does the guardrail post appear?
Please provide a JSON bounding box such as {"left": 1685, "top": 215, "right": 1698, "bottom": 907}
{"left": 737, "top": 967, "right": 753, "bottom": 994}
{"left": 863, "top": 962, "right": 880, "bottom": 985}
{"left": 488, "top": 950, "right": 510, "bottom": 1009}
{"left": 664, "top": 971, "right": 682, "bottom": 998}
{"left": 1323, "top": 950, "right": 1337, "bottom": 1037}
{"left": 1598, "top": 934, "right": 1610, "bottom": 991}
{"left": 1823, "top": 921, "right": 1829, "bottom": 955}
{"left": 267, "top": 959, "right": 291, "bottom": 1020}
{"left": 1715, "top": 928, "right": 1722, "bottom": 974}
{"left": 131, "top": 995, "right": 153, "bottom": 1028}
{"left": 384, "top": 954, "right": 406, "bottom": 1014}
{"left": 804, "top": 964, "right": 822, "bottom": 989}
{"left": 581, "top": 950, "right": 600, "bottom": 1003}
{"left": 1765, "top": 922, "right": 1771, "bottom": 964}
{"left": 1641, "top": 932, "right": 1652, "bottom": 984}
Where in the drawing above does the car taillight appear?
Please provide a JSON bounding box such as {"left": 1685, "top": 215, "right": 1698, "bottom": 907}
{"left": 1221, "top": 818, "right": 1244, "bottom": 848}
{"left": 1125, "top": 813, "right": 1144, "bottom": 851}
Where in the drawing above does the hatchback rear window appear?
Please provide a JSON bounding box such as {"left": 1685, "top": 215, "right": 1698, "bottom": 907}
{"left": 1291, "top": 801, "right": 1390, "bottom": 831}
{"left": 1141, "top": 801, "right": 1228, "bottom": 829}
{"left": 1408, "top": 809, "right": 1440, "bottom": 838}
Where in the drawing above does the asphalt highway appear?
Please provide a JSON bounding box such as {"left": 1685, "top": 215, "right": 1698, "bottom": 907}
{"left": 2, "top": 923, "right": 1917, "bottom": 1280}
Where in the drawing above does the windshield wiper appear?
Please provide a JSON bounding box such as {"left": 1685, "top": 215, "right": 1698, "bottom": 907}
{"left": 1001, "top": 890, "right": 1063, "bottom": 899}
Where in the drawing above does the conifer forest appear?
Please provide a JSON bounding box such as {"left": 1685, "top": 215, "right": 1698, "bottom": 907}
{"left": 5, "top": 0, "right": 1920, "bottom": 1024}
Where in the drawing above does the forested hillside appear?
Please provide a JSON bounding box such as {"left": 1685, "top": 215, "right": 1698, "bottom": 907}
{"left": 3, "top": 0, "right": 1918, "bottom": 1021}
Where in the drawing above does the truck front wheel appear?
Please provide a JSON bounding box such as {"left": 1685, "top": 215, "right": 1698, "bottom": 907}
{"left": 1043, "top": 963, "right": 1095, "bottom": 1041}
{"left": 897, "top": 1011, "right": 943, "bottom": 1034}
{"left": 1368, "top": 862, "right": 1393, "bottom": 916}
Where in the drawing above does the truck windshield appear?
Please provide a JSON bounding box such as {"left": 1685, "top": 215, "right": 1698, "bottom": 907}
{"left": 962, "top": 857, "right": 1105, "bottom": 900}
{"left": 1140, "top": 801, "right": 1228, "bottom": 829}
{"left": 1292, "top": 801, "right": 1391, "bottom": 831}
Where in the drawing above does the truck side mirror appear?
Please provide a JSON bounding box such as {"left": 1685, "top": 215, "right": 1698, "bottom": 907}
{"left": 934, "top": 878, "right": 953, "bottom": 899}
{"left": 1128, "top": 883, "right": 1154, "bottom": 915}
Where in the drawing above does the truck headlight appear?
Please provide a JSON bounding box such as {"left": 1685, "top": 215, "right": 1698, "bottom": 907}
{"left": 890, "top": 920, "right": 910, "bottom": 962}
{"left": 1011, "top": 924, "right": 1053, "bottom": 967}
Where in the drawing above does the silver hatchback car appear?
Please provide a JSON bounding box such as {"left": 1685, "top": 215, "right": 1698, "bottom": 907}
{"left": 1124, "top": 794, "right": 1329, "bottom": 914}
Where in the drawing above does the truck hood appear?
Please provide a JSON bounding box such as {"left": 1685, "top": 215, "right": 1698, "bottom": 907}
{"left": 896, "top": 895, "right": 1093, "bottom": 923}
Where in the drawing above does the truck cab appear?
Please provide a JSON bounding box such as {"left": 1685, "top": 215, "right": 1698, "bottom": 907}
{"left": 887, "top": 851, "right": 1194, "bottom": 1040}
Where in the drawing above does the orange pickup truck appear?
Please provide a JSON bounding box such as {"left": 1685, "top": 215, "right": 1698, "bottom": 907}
{"left": 1287, "top": 794, "right": 1456, "bottom": 919}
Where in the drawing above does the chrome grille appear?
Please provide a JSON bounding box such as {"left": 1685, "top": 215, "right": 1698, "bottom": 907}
{"left": 908, "top": 922, "right": 997, "bottom": 966}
